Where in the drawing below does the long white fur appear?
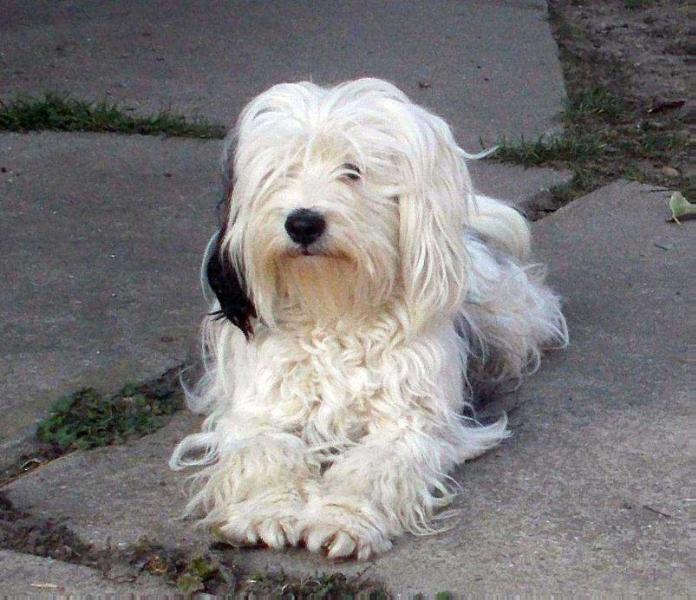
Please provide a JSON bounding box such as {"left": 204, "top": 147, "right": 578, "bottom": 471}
{"left": 170, "top": 78, "right": 568, "bottom": 560}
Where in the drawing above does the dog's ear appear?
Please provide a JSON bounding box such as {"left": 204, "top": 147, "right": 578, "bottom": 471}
{"left": 398, "top": 105, "right": 470, "bottom": 330}
{"left": 206, "top": 178, "right": 257, "bottom": 338}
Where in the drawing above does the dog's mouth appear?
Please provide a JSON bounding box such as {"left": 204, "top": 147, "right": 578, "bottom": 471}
{"left": 286, "top": 246, "right": 323, "bottom": 258}
{"left": 285, "top": 245, "right": 348, "bottom": 260}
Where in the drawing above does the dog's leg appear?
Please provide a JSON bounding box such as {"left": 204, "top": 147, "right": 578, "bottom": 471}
{"left": 176, "top": 415, "right": 319, "bottom": 549}
{"left": 298, "top": 419, "right": 505, "bottom": 560}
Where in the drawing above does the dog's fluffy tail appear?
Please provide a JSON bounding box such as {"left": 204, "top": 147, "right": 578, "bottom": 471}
{"left": 469, "top": 194, "right": 531, "bottom": 262}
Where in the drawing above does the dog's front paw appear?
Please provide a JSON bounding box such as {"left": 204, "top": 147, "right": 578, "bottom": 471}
{"left": 215, "top": 494, "right": 303, "bottom": 549}
{"left": 217, "top": 513, "right": 299, "bottom": 549}
{"left": 299, "top": 498, "right": 392, "bottom": 560}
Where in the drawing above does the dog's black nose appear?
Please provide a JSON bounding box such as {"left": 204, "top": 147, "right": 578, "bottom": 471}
{"left": 285, "top": 209, "right": 326, "bottom": 246}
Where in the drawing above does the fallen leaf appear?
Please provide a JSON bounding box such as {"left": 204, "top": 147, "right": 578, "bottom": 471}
{"left": 668, "top": 191, "right": 696, "bottom": 224}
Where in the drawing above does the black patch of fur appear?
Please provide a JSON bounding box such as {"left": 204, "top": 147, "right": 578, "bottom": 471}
{"left": 206, "top": 176, "right": 257, "bottom": 338}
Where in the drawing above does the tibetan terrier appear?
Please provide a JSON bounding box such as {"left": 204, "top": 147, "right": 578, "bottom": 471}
{"left": 170, "top": 78, "right": 567, "bottom": 560}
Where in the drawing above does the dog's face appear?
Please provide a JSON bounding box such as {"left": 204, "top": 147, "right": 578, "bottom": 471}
{"left": 209, "top": 79, "right": 475, "bottom": 334}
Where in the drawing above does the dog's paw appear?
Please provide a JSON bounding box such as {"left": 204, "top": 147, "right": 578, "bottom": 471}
{"left": 214, "top": 495, "right": 303, "bottom": 549}
{"left": 216, "top": 514, "right": 300, "bottom": 549}
{"left": 299, "top": 500, "right": 392, "bottom": 560}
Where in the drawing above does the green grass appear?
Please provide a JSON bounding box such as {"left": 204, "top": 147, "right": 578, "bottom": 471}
{"left": 36, "top": 370, "right": 183, "bottom": 451}
{"left": 493, "top": 132, "right": 605, "bottom": 167}
{"left": 488, "top": 85, "right": 626, "bottom": 204}
{"left": 489, "top": 81, "right": 688, "bottom": 209}
{"left": 559, "top": 87, "right": 628, "bottom": 123}
{"left": 623, "top": 0, "right": 654, "bottom": 9}
{"left": 637, "top": 130, "right": 685, "bottom": 156}
{"left": 130, "top": 541, "right": 391, "bottom": 596}
{"left": 240, "top": 570, "right": 390, "bottom": 598}
{"left": 175, "top": 554, "right": 227, "bottom": 593}
{"left": 0, "top": 93, "right": 225, "bottom": 138}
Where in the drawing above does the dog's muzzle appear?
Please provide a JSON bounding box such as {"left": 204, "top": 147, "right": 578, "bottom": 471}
{"left": 285, "top": 208, "right": 326, "bottom": 246}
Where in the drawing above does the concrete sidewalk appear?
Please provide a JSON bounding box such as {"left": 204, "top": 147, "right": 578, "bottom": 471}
{"left": 0, "top": 551, "right": 172, "bottom": 596}
{"left": 0, "top": 132, "right": 218, "bottom": 452}
{"left": 0, "top": 0, "right": 565, "bottom": 149}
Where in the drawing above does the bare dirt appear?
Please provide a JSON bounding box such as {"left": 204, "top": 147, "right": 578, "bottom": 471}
{"left": 549, "top": 0, "right": 689, "bottom": 195}
{"left": 554, "top": 0, "right": 688, "bottom": 105}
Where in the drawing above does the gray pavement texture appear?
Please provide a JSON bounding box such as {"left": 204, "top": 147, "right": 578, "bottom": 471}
{"left": 469, "top": 160, "right": 571, "bottom": 218}
{"left": 0, "top": 0, "right": 565, "bottom": 150}
{"left": 3, "top": 412, "right": 204, "bottom": 552}
{"left": 3, "top": 181, "right": 691, "bottom": 596}
{"left": 0, "top": 550, "right": 173, "bottom": 595}
{"left": 0, "top": 130, "right": 570, "bottom": 465}
{"left": 0, "top": 132, "right": 219, "bottom": 453}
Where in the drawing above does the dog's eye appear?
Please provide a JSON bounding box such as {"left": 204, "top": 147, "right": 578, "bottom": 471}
{"left": 340, "top": 163, "right": 361, "bottom": 181}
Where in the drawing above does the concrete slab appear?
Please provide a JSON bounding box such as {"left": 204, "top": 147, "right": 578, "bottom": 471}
{"left": 3, "top": 181, "right": 691, "bottom": 595}
{"left": 0, "top": 550, "right": 173, "bottom": 595}
{"left": 469, "top": 160, "right": 571, "bottom": 218}
{"left": 0, "top": 130, "right": 569, "bottom": 464}
{"left": 0, "top": 132, "right": 219, "bottom": 454}
{"left": 0, "top": 0, "right": 565, "bottom": 149}
{"left": 3, "top": 412, "right": 204, "bottom": 552}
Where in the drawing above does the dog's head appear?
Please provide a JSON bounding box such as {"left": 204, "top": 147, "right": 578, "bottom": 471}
{"left": 208, "top": 78, "right": 474, "bottom": 335}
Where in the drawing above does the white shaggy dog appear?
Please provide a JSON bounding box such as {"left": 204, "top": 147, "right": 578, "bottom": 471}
{"left": 170, "top": 78, "right": 567, "bottom": 560}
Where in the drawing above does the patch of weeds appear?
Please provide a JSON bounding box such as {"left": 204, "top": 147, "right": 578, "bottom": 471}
{"left": 559, "top": 86, "right": 628, "bottom": 123}
{"left": 36, "top": 366, "right": 183, "bottom": 451}
{"left": 620, "top": 164, "right": 649, "bottom": 184}
{"left": 486, "top": 85, "right": 622, "bottom": 210}
{"left": 492, "top": 132, "right": 604, "bottom": 167}
{"left": 637, "top": 130, "right": 686, "bottom": 158}
{"left": 126, "top": 542, "right": 237, "bottom": 594}
{"left": 0, "top": 495, "right": 390, "bottom": 596}
{"left": 0, "top": 93, "right": 225, "bottom": 138}
{"left": 175, "top": 554, "right": 231, "bottom": 593}
{"left": 624, "top": 0, "right": 654, "bottom": 9}
{"left": 551, "top": 19, "right": 585, "bottom": 42}
{"left": 131, "top": 543, "right": 391, "bottom": 596}
{"left": 0, "top": 492, "right": 94, "bottom": 563}
{"left": 240, "top": 568, "right": 389, "bottom": 598}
